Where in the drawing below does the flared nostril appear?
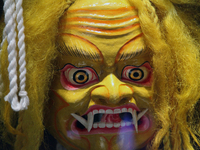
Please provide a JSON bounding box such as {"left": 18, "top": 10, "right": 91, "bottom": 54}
{"left": 121, "top": 97, "right": 131, "bottom": 102}
{"left": 91, "top": 86, "right": 110, "bottom": 104}
{"left": 91, "top": 84, "right": 134, "bottom": 105}
{"left": 119, "top": 85, "right": 134, "bottom": 101}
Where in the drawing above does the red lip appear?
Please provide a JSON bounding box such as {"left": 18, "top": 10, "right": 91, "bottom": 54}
{"left": 70, "top": 104, "right": 151, "bottom": 135}
{"left": 84, "top": 103, "right": 140, "bottom": 114}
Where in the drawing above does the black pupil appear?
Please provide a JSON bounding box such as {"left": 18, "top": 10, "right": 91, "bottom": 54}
{"left": 133, "top": 72, "right": 139, "bottom": 77}
{"left": 73, "top": 70, "right": 89, "bottom": 84}
{"left": 78, "top": 75, "right": 85, "bottom": 81}
{"left": 129, "top": 68, "right": 144, "bottom": 81}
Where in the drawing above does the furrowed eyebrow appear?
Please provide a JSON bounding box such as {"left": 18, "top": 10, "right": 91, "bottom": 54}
{"left": 118, "top": 48, "right": 145, "bottom": 62}
{"left": 58, "top": 40, "right": 103, "bottom": 62}
{"left": 115, "top": 33, "right": 145, "bottom": 62}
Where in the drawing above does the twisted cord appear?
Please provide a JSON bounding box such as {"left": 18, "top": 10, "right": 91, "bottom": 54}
{"left": 142, "top": 0, "right": 159, "bottom": 26}
{"left": 1, "top": 0, "right": 7, "bottom": 48}
{"left": 0, "top": 38, "right": 4, "bottom": 98}
{"left": 15, "top": 0, "right": 29, "bottom": 110}
{"left": 2, "top": 0, "right": 28, "bottom": 111}
{"left": 0, "top": 1, "right": 9, "bottom": 98}
{"left": 3, "top": 0, "right": 20, "bottom": 111}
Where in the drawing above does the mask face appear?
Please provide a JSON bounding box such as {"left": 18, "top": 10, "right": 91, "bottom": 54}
{"left": 45, "top": 0, "right": 156, "bottom": 149}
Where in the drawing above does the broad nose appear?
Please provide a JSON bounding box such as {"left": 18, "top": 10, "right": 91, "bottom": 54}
{"left": 91, "top": 74, "right": 134, "bottom": 105}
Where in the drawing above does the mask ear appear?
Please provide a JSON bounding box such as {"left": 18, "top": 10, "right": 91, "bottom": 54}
{"left": 1, "top": 0, "right": 29, "bottom": 111}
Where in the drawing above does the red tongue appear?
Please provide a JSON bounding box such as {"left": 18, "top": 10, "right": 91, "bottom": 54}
{"left": 101, "top": 114, "right": 122, "bottom": 123}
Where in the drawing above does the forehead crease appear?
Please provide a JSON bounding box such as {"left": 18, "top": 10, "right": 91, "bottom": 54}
{"left": 59, "top": 7, "right": 140, "bottom": 37}
{"left": 64, "top": 16, "right": 138, "bottom": 25}
{"left": 60, "top": 25, "right": 140, "bottom": 38}
{"left": 66, "top": 6, "right": 136, "bottom": 15}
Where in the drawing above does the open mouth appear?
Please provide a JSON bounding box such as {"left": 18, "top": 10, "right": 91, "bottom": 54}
{"left": 71, "top": 104, "right": 150, "bottom": 135}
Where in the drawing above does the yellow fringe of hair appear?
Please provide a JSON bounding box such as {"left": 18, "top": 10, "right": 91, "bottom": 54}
{"left": 129, "top": 0, "right": 200, "bottom": 149}
{"left": 0, "top": 0, "right": 200, "bottom": 149}
{"left": 0, "top": 0, "right": 76, "bottom": 149}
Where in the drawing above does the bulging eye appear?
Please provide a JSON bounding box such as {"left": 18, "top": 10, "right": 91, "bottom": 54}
{"left": 60, "top": 64, "right": 99, "bottom": 90}
{"left": 121, "top": 62, "right": 152, "bottom": 86}
{"left": 73, "top": 70, "right": 89, "bottom": 84}
{"left": 128, "top": 68, "right": 144, "bottom": 81}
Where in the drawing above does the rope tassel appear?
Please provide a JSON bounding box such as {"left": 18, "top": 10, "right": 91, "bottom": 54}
{"left": 2, "top": 0, "right": 29, "bottom": 111}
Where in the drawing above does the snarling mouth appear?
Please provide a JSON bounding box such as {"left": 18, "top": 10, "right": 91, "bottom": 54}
{"left": 71, "top": 104, "right": 150, "bottom": 135}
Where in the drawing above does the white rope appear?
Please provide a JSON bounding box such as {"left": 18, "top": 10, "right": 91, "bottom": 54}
{"left": 2, "top": 0, "right": 29, "bottom": 111}
{"left": 3, "top": 0, "right": 19, "bottom": 111}
{"left": 15, "top": 0, "right": 29, "bottom": 110}
{"left": 0, "top": 0, "right": 9, "bottom": 99}
{"left": 0, "top": 29, "right": 5, "bottom": 98}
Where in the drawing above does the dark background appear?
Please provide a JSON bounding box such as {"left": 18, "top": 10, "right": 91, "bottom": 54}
{"left": 0, "top": 0, "right": 3, "bottom": 17}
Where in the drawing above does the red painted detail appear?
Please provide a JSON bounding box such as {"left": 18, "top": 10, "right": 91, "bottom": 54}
{"left": 70, "top": 104, "right": 151, "bottom": 135}
{"left": 52, "top": 91, "right": 90, "bottom": 150}
{"left": 121, "top": 62, "right": 153, "bottom": 86}
{"left": 60, "top": 64, "right": 99, "bottom": 90}
{"left": 101, "top": 114, "right": 121, "bottom": 123}
{"left": 100, "top": 135, "right": 118, "bottom": 150}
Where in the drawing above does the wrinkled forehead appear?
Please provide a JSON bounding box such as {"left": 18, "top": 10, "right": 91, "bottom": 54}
{"left": 59, "top": 0, "right": 139, "bottom": 38}
{"left": 59, "top": 0, "right": 144, "bottom": 66}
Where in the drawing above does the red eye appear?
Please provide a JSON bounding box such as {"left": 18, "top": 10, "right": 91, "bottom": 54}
{"left": 60, "top": 64, "right": 99, "bottom": 90}
{"left": 121, "top": 62, "right": 153, "bottom": 86}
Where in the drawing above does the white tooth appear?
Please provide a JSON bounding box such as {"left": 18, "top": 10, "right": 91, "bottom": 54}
{"left": 126, "top": 122, "right": 132, "bottom": 126}
{"left": 106, "top": 123, "right": 113, "bottom": 128}
{"left": 128, "top": 108, "right": 133, "bottom": 113}
{"left": 99, "top": 109, "right": 105, "bottom": 113}
{"left": 132, "top": 110, "right": 138, "bottom": 133}
{"left": 93, "top": 123, "right": 98, "bottom": 128}
{"left": 106, "top": 109, "right": 113, "bottom": 114}
{"left": 114, "top": 123, "right": 120, "bottom": 128}
{"left": 87, "top": 112, "right": 94, "bottom": 132}
{"left": 137, "top": 109, "right": 148, "bottom": 121}
{"left": 71, "top": 113, "right": 88, "bottom": 129}
{"left": 114, "top": 109, "right": 121, "bottom": 114}
{"left": 122, "top": 108, "right": 127, "bottom": 112}
{"left": 99, "top": 122, "right": 106, "bottom": 128}
{"left": 121, "top": 121, "right": 126, "bottom": 127}
{"left": 93, "top": 110, "right": 98, "bottom": 115}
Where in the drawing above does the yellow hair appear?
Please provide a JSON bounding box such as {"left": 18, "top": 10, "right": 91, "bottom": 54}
{"left": 129, "top": 0, "right": 200, "bottom": 149}
{"left": 0, "top": 0, "right": 200, "bottom": 149}
{"left": 0, "top": 0, "right": 75, "bottom": 149}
